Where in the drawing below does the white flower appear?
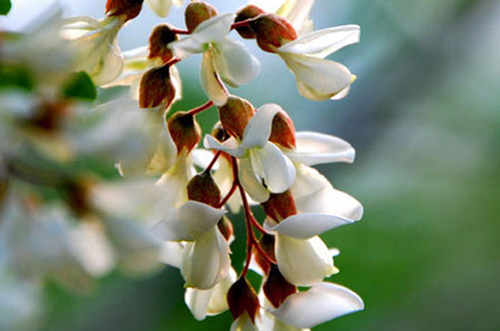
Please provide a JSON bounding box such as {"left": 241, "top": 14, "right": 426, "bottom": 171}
{"left": 145, "top": 0, "right": 183, "bottom": 17}
{"left": 205, "top": 104, "right": 296, "bottom": 202}
{"left": 152, "top": 201, "right": 229, "bottom": 289}
{"left": 270, "top": 282, "right": 364, "bottom": 329}
{"left": 185, "top": 267, "right": 237, "bottom": 320}
{"left": 169, "top": 14, "right": 261, "bottom": 105}
{"left": 277, "top": 25, "right": 360, "bottom": 101}
{"left": 62, "top": 16, "right": 125, "bottom": 85}
{"left": 230, "top": 312, "right": 259, "bottom": 331}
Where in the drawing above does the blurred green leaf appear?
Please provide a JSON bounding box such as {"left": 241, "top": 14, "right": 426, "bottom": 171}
{"left": 62, "top": 71, "right": 97, "bottom": 101}
{"left": 0, "top": 65, "right": 34, "bottom": 90}
{"left": 0, "top": 0, "right": 11, "bottom": 15}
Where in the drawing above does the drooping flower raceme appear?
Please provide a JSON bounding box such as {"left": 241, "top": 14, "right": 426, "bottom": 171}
{"left": 0, "top": 0, "right": 367, "bottom": 329}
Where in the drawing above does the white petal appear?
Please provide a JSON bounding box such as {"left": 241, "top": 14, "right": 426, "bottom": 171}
{"left": 181, "top": 228, "right": 230, "bottom": 289}
{"left": 269, "top": 213, "right": 352, "bottom": 239}
{"left": 280, "top": 53, "right": 353, "bottom": 101}
{"left": 201, "top": 52, "right": 230, "bottom": 106}
{"left": 271, "top": 282, "right": 364, "bottom": 328}
{"left": 292, "top": 165, "right": 363, "bottom": 221}
{"left": 90, "top": 38, "right": 124, "bottom": 86}
{"left": 276, "top": 0, "right": 315, "bottom": 34}
{"left": 204, "top": 135, "right": 243, "bottom": 157}
{"left": 192, "top": 13, "right": 235, "bottom": 44}
{"left": 255, "top": 143, "right": 296, "bottom": 193}
{"left": 242, "top": 104, "right": 283, "bottom": 149}
{"left": 185, "top": 267, "right": 236, "bottom": 320}
{"left": 152, "top": 201, "right": 225, "bottom": 241}
{"left": 287, "top": 131, "right": 355, "bottom": 165}
{"left": 211, "top": 37, "right": 261, "bottom": 87}
{"left": 144, "top": 0, "right": 174, "bottom": 17}
{"left": 103, "top": 217, "right": 162, "bottom": 275}
{"left": 230, "top": 312, "right": 259, "bottom": 331}
{"left": 157, "top": 241, "right": 184, "bottom": 268}
{"left": 239, "top": 157, "right": 270, "bottom": 203}
{"left": 169, "top": 36, "right": 206, "bottom": 58}
{"left": 278, "top": 25, "right": 360, "bottom": 59}
{"left": 276, "top": 235, "right": 336, "bottom": 286}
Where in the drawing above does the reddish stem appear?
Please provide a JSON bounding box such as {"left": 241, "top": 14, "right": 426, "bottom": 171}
{"left": 188, "top": 100, "right": 214, "bottom": 116}
{"left": 231, "top": 19, "right": 254, "bottom": 30}
{"left": 171, "top": 28, "right": 190, "bottom": 35}
{"left": 204, "top": 151, "right": 221, "bottom": 174}
{"left": 218, "top": 180, "right": 238, "bottom": 208}
{"left": 165, "top": 58, "right": 181, "bottom": 67}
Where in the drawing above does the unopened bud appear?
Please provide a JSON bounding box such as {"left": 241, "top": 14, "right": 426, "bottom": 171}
{"left": 168, "top": 111, "right": 201, "bottom": 154}
{"left": 105, "top": 0, "right": 143, "bottom": 21}
{"left": 234, "top": 5, "right": 264, "bottom": 39}
{"left": 185, "top": 1, "right": 218, "bottom": 33}
{"left": 263, "top": 264, "right": 297, "bottom": 308}
{"left": 218, "top": 96, "right": 255, "bottom": 140}
{"left": 261, "top": 190, "right": 297, "bottom": 222}
{"left": 218, "top": 216, "right": 234, "bottom": 241}
{"left": 227, "top": 277, "right": 260, "bottom": 322}
{"left": 249, "top": 13, "right": 298, "bottom": 53}
{"left": 254, "top": 234, "right": 276, "bottom": 275}
{"left": 149, "top": 24, "right": 179, "bottom": 63}
{"left": 269, "top": 110, "right": 296, "bottom": 149}
{"left": 187, "top": 172, "right": 221, "bottom": 207}
{"left": 139, "top": 65, "right": 176, "bottom": 109}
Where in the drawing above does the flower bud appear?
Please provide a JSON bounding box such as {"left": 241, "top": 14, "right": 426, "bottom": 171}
{"left": 185, "top": 1, "right": 218, "bottom": 33}
{"left": 148, "top": 24, "right": 179, "bottom": 63}
{"left": 234, "top": 5, "right": 264, "bottom": 39}
{"left": 261, "top": 190, "right": 297, "bottom": 222}
{"left": 218, "top": 96, "right": 255, "bottom": 140}
{"left": 263, "top": 264, "right": 297, "bottom": 308}
{"left": 139, "top": 65, "right": 176, "bottom": 109}
{"left": 254, "top": 234, "right": 276, "bottom": 275}
{"left": 227, "top": 277, "right": 260, "bottom": 322}
{"left": 249, "top": 13, "right": 298, "bottom": 53}
{"left": 218, "top": 216, "right": 234, "bottom": 242}
{"left": 105, "top": 0, "right": 143, "bottom": 21}
{"left": 269, "top": 110, "right": 296, "bottom": 149}
{"left": 167, "top": 111, "right": 201, "bottom": 154}
{"left": 187, "top": 172, "right": 221, "bottom": 207}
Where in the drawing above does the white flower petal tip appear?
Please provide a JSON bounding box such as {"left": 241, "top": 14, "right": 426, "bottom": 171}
{"left": 277, "top": 25, "right": 361, "bottom": 58}
{"left": 271, "top": 282, "right": 364, "bottom": 329}
{"left": 289, "top": 131, "right": 356, "bottom": 165}
{"left": 268, "top": 213, "right": 354, "bottom": 239}
{"left": 242, "top": 104, "right": 283, "bottom": 149}
{"left": 145, "top": 0, "right": 180, "bottom": 18}
{"left": 203, "top": 135, "right": 243, "bottom": 157}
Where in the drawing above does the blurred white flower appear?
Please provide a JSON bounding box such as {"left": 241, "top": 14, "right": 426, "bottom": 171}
{"left": 62, "top": 16, "right": 125, "bottom": 85}
{"left": 145, "top": 0, "right": 183, "bottom": 17}
{"left": 249, "top": 0, "right": 315, "bottom": 34}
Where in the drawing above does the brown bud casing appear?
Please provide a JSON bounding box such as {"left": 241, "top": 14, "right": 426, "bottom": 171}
{"left": 254, "top": 234, "right": 276, "bottom": 275}
{"left": 149, "top": 24, "right": 179, "bottom": 63}
{"left": 187, "top": 172, "right": 221, "bottom": 207}
{"left": 139, "top": 65, "right": 176, "bottom": 109}
{"left": 234, "top": 5, "right": 265, "bottom": 39}
{"left": 263, "top": 264, "right": 297, "bottom": 308}
{"left": 66, "top": 180, "right": 93, "bottom": 217}
{"left": 29, "top": 100, "right": 69, "bottom": 132}
{"left": 261, "top": 190, "right": 297, "bottom": 222}
{"left": 218, "top": 96, "right": 255, "bottom": 140}
{"left": 217, "top": 216, "right": 234, "bottom": 241}
{"left": 227, "top": 277, "right": 260, "bottom": 322}
{"left": 269, "top": 110, "right": 296, "bottom": 149}
{"left": 105, "top": 0, "right": 143, "bottom": 21}
{"left": 167, "top": 111, "right": 201, "bottom": 154}
{"left": 249, "top": 13, "right": 298, "bottom": 53}
{"left": 185, "top": 1, "right": 218, "bottom": 33}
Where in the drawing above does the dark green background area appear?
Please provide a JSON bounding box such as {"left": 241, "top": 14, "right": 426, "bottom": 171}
{"left": 11, "top": 0, "right": 498, "bottom": 330}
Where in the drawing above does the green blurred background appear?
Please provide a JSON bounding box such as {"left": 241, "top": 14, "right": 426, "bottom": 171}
{"left": 5, "top": 0, "right": 500, "bottom": 330}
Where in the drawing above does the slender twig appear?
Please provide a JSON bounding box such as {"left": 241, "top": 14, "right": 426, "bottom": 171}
{"left": 188, "top": 100, "right": 214, "bottom": 116}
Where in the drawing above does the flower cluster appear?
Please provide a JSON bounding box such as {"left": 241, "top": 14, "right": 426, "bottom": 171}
{"left": 0, "top": 0, "right": 364, "bottom": 329}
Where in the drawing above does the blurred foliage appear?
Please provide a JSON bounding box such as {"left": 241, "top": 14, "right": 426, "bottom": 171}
{"left": 19, "top": 0, "right": 500, "bottom": 330}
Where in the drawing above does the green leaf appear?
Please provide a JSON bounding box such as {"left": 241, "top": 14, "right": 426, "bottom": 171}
{"left": 0, "top": 65, "right": 35, "bottom": 90}
{"left": 62, "top": 71, "right": 97, "bottom": 101}
{"left": 0, "top": 0, "right": 11, "bottom": 15}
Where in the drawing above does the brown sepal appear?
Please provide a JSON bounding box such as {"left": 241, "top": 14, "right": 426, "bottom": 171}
{"left": 227, "top": 277, "right": 260, "bottom": 322}
{"left": 261, "top": 190, "right": 297, "bottom": 222}
{"left": 187, "top": 172, "right": 221, "bottom": 207}
{"left": 249, "top": 13, "right": 298, "bottom": 53}
{"left": 218, "top": 96, "right": 255, "bottom": 140}
{"left": 254, "top": 234, "right": 276, "bottom": 275}
{"left": 263, "top": 264, "right": 297, "bottom": 308}
{"left": 167, "top": 111, "right": 201, "bottom": 154}
{"left": 149, "top": 24, "right": 180, "bottom": 63}
{"left": 139, "top": 65, "right": 176, "bottom": 109}
{"left": 185, "top": 1, "right": 219, "bottom": 33}
{"left": 269, "top": 110, "right": 296, "bottom": 149}
{"left": 105, "top": 0, "right": 143, "bottom": 21}
{"left": 234, "top": 5, "right": 265, "bottom": 39}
